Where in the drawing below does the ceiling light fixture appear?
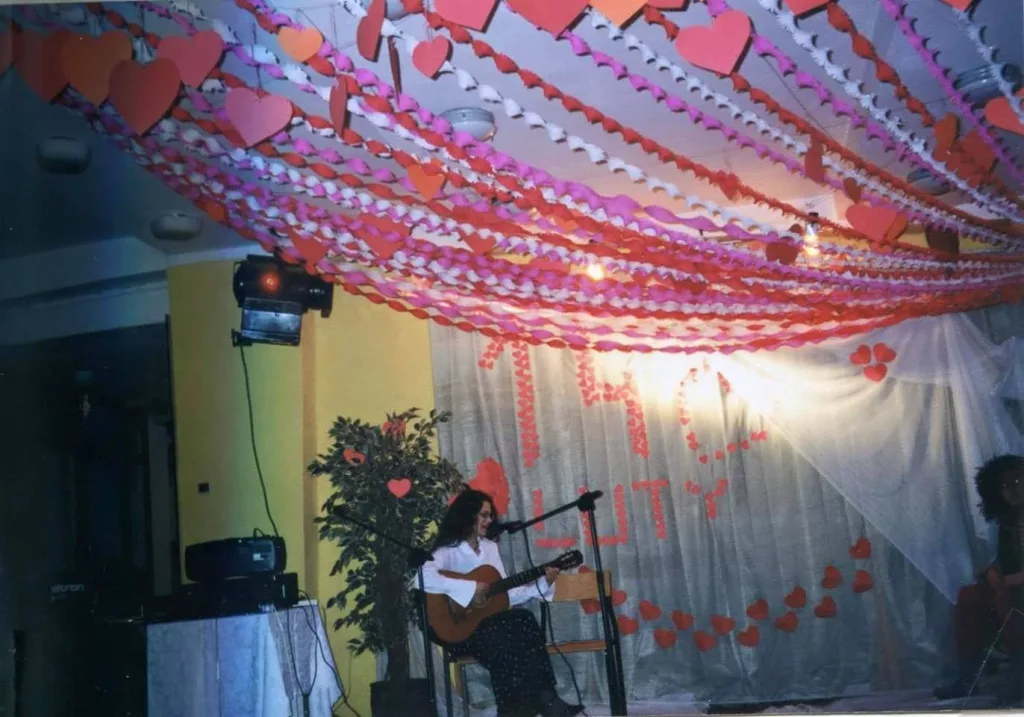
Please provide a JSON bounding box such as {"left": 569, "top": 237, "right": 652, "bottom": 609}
{"left": 906, "top": 168, "right": 952, "bottom": 196}
{"left": 150, "top": 211, "right": 204, "bottom": 241}
{"left": 441, "top": 107, "right": 497, "bottom": 142}
{"left": 952, "top": 64, "right": 1021, "bottom": 107}
{"left": 36, "top": 135, "right": 92, "bottom": 174}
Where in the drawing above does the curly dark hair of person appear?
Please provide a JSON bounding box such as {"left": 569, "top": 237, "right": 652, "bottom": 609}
{"left": 975, "top": 454, "right": 1024, "bottom": 524}
{"left": 433, "top": 487, "right": 499, "bottom": 549}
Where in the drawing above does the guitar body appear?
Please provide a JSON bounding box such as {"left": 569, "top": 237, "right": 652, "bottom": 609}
{"left": 426, "top": 565, "right": 509, "bottom": 645}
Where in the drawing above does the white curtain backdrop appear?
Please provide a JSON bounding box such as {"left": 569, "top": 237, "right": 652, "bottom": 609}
{"left": 425, "top": 303, "right": 1023, "bottom": 705}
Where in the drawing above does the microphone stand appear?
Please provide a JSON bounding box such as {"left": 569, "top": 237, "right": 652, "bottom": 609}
{"left": 507, "top": 493, "right": 627, "bottom": 715}
{"left": 329, "top": 507, "right": 437, "bottom": 716}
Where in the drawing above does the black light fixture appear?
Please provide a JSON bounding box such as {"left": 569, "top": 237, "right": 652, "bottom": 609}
{"left": 231, "top": 255, "right": 334, "bottom": 346}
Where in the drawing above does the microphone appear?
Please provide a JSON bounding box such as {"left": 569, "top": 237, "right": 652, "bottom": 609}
{"left": 487, "top": 521, "right": 523, "bottom": 539}
{"left": 576, "top": 490, "right": 604, "bottom": 510}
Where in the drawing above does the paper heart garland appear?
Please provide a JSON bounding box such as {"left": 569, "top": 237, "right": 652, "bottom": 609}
{"left": 674, "top": 11, "right": 752, "bottom": 76}
{"left": 846, "top": 203, "right": 907, "bottom": 244}
{"left": 412, "top": 36, "right": 451, "bottom": 79}
{"left": 654, "top": 628, "right": 677, "bottom": 648}
{"left": 852, "top": 570, "right": 874, "bottom": 593}
{"left": 156, "top": 30, "right": 224, "bottom": 87}
{"left": 693, "top": 630, "right": 717, "bottom": 651}
{"left": 357, "top": 0, "right": 386, "bottom": 62}
{"left": 813, "top": 596, "right": 838, "bottom": 619}
{"left": 639, "top": 600, "right": 661, "bottom": 621}
{"left": 672, "top": 610, "right": 694, "bottom": 630}
{"left": 387, "top": 477, "right": 412, "bottom": 498}
{"left": 225, "top": 88, "right": 293, "bottom": 148}
{"left": 590, "top": 0, "right": 646, "bottom": 27}
{"left": 60, "top": 31, "right": 132, "bottom": 105}
{"left": 15, "top": 29, "right": 71, "bottom": 102}
{"left": 278, "top": 26, "right": 323, "bottom": 63}
{"left": 737, "top": 625, "right": 760, "bottom": 647}
{"left": 784, "top": 586, "right": 806, "bottom": 609}
{"left": 784, "top": 0, "right": 831, "bottom": 16}
{"left": 746, "top": 599, "right": 769, "bottom": 621}
{"left": 329, "top": 78, "right": 349, "bottom": 136}
{"left": 611, "top": 589, "right": 627, "bottom": 607}
{"left": 108, "top": 58, "right": 181, "bottom": 135}
{"left": 774, "top": 611, "right": 798, "bottom": 632}
{"left": 506, "top": 0, "right": 590, "bottom": 36}
{"left": 863, "top": 364, "right": 888, "bottom": 382}
{"left": 435, "top": 0, "right": 498, "bottom": 30}
{"left": 985, "top": 91, "right": 1024, "bottom": 137}
{"left": 849, "top": 537, "right": 872, "bottom": 560}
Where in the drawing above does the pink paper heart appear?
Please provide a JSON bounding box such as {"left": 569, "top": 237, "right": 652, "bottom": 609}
{"left": 329, "top": 78, "right": 349, "bottom": 135}
{"left": 846, "top": 203, "right": 907, "bottom": 244}
{"left": 412, "top": 36, "right": 451, "bottom": 79}
{"left": 674, "top": 11, "right": 751, "bottom": 76}
{"left": 435, "top": 0, "right": 498, "bottom": 30}
{"left": 357, "top": 0, "right": 386, "bottom": 62}
{"left": 387, "top": 478, "right": 412, "bottom": 498}
{"left": 225, "top": 88, "right": 293, "bottom": 148}
{"left": 108, "top": 58, "right": 181, "bottom": 135}
{"left": 506, "top": 0, "right": 589, "bottom": 35}
{"left": 157, "top": 30, "right": 224, "bottom": 87}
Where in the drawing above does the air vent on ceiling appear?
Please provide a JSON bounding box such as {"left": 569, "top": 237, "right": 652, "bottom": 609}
{"left": 952, "top": 64, "right": 1021, "bottom": 107}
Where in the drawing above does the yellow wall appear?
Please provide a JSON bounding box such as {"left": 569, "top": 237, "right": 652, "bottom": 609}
{"left": 168, "top": 260, "right": 435, "bottom": 716}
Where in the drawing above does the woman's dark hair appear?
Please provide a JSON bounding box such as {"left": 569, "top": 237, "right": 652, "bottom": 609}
{"left": 434, "top": 487, "right": 499, "bottom": 549}
{"left": 975, "top": 454, "right": 1024, "bottom": 524}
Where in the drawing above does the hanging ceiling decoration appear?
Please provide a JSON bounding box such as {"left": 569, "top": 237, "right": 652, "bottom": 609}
{"left": 3, "top": 0, "right": 1023, "bottom": 354}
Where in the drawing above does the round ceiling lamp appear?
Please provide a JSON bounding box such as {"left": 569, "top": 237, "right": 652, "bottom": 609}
{"left": 952, "top": 64, "right": 1021, "bottom": 107}
{"left": 441, "top": 107, "right": 497, "bottom": 142}
{"left": 907, "top": 168, "right": 952, "bottom": 196}
{"left": 36, "top": 135, "right": 92, "bottom": 174}
{"left": 150, "top": 211, "right": 204, "bottom": 242}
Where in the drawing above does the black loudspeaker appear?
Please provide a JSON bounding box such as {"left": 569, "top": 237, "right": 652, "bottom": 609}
{"left": 370, "top": 679, "right": 433, "bottom": 717}
{"left": 184, "top": 537, "right": 286, "bottom": 583}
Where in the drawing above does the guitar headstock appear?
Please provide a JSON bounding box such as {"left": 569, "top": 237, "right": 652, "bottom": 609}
{"left": 554, "top": 550, "right": 584, "bottom": 571}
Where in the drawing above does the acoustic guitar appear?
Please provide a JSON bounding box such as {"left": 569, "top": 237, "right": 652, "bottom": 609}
{"left": 426, "top": 549, "right": 584, "bottom": 644}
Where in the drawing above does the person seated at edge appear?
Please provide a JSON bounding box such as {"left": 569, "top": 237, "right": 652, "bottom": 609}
{"left": 421, "top": 487, "right": 584, "bottom": 717}
{"left": 935, "top": 454, "right": 1024, "bottom": 704}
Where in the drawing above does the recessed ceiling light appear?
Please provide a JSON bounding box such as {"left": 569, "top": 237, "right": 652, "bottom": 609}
{"left": 36, "top": 135, "right": 92, "bottom": 174}
{"left": 150, "top": 211, "right": 204, "bottom": 241}
{"left": 441, "top": 107, "right": 497, "bottom": 142}
{"left": 953, "top": 64, "right": 1021, "bottom": 107}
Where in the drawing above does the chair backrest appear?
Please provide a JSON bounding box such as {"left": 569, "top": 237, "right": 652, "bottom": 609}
{"left": 552, "top": 570, "right": 613, "bottom": 603}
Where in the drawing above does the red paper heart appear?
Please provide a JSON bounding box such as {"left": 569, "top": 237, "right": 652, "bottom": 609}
{"left": 698, "top": 455, "right": 709, "bottom": 464}
{"left": 612, "top": 589, "right": 627, "bottom": 607}
{"left": 617, "top": 615, "right": 639, "bottom": 635}
{"left": 580, "top": 598, "right": 601, "bottom": 614}
{"left": 843, "top": 178, "right": 863, "bottom": 203}
{"left": 648, "top": 0, "right": 689, "bottom": 6}
{"left": 109, "top": 58, "right": 181, "bottom": 135}
{"left": 849, "top": 537, "right": 872, "bottom": 560}
{"left": 804, "top": 138, "right": 825, "bottom": 182}
{"left": 278, "top": 26, "right": 323, "bottom": 63}
{"left": 852, "top": 570, "right": 874, "bottom": 593}
{"left": 671, "top": 610, "right": 694, "bottom": 630}
{"left": 674, "top": 10, "right": 752, "bottom": 76}
{"left": 746, "top": 599, "right": 769, "bottom": 621}
{"left": 774, "top": 611, "right": 798, "bottom": 633}
{"left": 364, "top": 233, "right": 403, "bottom": 260}
{"left": 654, "top": 628, "right": 677, "bottom": 649}
{"left": 463, "top": 234, "right": 496, "bottom": 255}
{"left": 15, "top": 29, "right": 71, "bottom": 101}
{"left": 693, "top": 630, "right": 717, "bottom": 651}
{"left": 590, "top": 0, "right": 646, "bottom": 27}
{"left": 506, "top": 0, "right": 589, "bottom": 35}
{"left": 934, "top": 113, "right": 959, "bottom": 152}
{"left": 225, "top": 88, "right": 293, "bottom": 147}
{"left": 939, "top": 0, "right": 974, "bottom": 10}
{"left": 737, "top": 625, "right": 760, "bottom": 647}
{"left": 329, "top": 78, "right": 349, "bottom": 136}
{"left": 343, "top": 448, "right": 366, "bottom": 465}
{"left": 863, "top": 364, "right": 888, "bottom": 382}
{"left": 387, "top": 478, "right": 412, "bottom": 498}
{"left": 984, "top": 91, "right": 1024, "bottom": 137}
{"left": 765, "top": 242, "right": 800, "bottom": 265}
{"left": 436, "top": 0, "right": 498, "bottom": 30}
{"left": 813, "top": 596, "right": 837, "bottom": 619}
{"left": 846, "top": 203, "right": 907, "bottom": 244}
{"left": 872, "top": 343, "right": 896, "bottom": 363}
{"left": 0, "top": 28, "right": 13, "bottom": 76}
{"left": 711, "top": 614, "right": 735, "bottom": 635}
{"left": 783, "top": 0, "right": 831, "bottom": 15}
{"left": 849, "top": 344, "right": 871, "bottom": 366}
{"left": 784, "top": 586, "right": 806, "bottom": 609}
{"left": 958, "top": 130, "right": 996, "bottom": 175}
{"left": 290, "top": 232, "right": 329, "bottom": 266}
{"left": 408, "top": 163, "right": 446, "bottom": 200}
{"left": 822, "top": 566, "right": 843, "bottom": 590}
{"left": 60, "top": 31, "right": 132, "bottom": 105}
{"left": 357, "top": 0, "right": 386, "bottom": 62}
{"left": 157, "top": 30, "right": 224, "bottom": 87}
{"left": 639, "top": 600, "right": 662, "bottom": 621}
{"left": 412, "top": 36, "right": 451, "bottom": 79}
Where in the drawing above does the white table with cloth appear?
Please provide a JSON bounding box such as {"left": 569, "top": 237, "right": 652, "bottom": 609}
{"left": 147, "top": 599, "right": 343, "bottom": 717}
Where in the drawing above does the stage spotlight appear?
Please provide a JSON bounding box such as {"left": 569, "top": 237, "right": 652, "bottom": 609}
{"left": 231, "top": 255, "right": 334, "bottom": 346}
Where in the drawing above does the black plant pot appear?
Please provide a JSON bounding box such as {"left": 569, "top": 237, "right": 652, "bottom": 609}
{"left": 370, "top": 678, "right": 433, "bottom": 717}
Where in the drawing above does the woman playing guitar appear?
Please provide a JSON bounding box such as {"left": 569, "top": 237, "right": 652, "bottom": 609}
{"left": 420, "top": 488, "right": 585, "bottom": 717}
{"left": 935, "top": 454, "right": 1024, "bottom": 704}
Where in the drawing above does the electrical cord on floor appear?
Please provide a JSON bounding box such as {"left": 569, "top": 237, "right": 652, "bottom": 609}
{"left": 295, "top": 589, "right": 365, "bottom": 717}
{"left": 238, "top": 341, "right": 280, "bottom": 537}
{"left": 522, "top": 535, "right": 587, "bottom": 715}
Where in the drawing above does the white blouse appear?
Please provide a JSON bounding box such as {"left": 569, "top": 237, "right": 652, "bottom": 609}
{"left": 420, "top": 538, "right": 555, "bottom": 608}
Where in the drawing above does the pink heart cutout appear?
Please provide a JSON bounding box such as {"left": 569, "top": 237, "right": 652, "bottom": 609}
{"left": 157, "top": 30, "right": 224, "bottom": 87}
{"left": 674, "top": 10, "right": 752, "bottom": 76}
{"left": 329, "top": 78, "right": 349, "bottom": 136}
{"left": 387, "top": 478, "right": 412, "bottom": 498}
{"left": 357, "top": 0, "right": 386, "bottom": 62}
{"left": 506, "top": 0, "right": 589, "bottom": 35}
{"left": 412, "top": 36, "right": 451, "bottom": 79}
{"left": 846, "top": 203, "right": 907, "bottom": 244}
{"left": 225, "top": 88, "right": 293, "bottom": 148}
{"left": 108, "top": 58, "right": 181, "bottom": 135}
{"left": 435, "top": 0, "right": 498, "bottom": 30}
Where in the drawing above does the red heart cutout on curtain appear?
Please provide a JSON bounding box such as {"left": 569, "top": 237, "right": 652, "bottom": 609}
{"left": 436, "top": 0, "right": 498, "bottom": 30}
{"left": 852, "top": 570, "right": 874, "bottom": 593}
{"left": 784, "top": 586, "right": 806, "bottom": 609}
{"left": 774, "top": 612, "right": 798, "bottom": 632}
{"left": 469, "top": 457, "right": 510, "bottom": 515}
{"left": 639, "top": 600, "right": 661, "bottom": 621}
{"left": 783, "top": 0, "right": 831, "bottom": 16}
{"left": 984, "top": 91, "right": 1024, "bottom": 137}
{"left": 843, "top": 178, "right": 863, "bottom": 203}
{"left": 225, "top": 88, "right": 293, "bottom": 147}
{"left": 157, "top": 30, "right": 224, "bottom": 87}
{"left": 109, "top": 58, "right": 181, "bottom": 135}
{"left": 746, "top": 599, "right": 769, "bottom": 621}
{"left": 506, "top": 0, "right": 589, "bottom": 35}
{"left": 408, "top": 163, "right": 446, "bottom": 200}
{"left": 357, "top": 0, "right": 386, "bottom": 61}
{"left": 617, "top": 615, "right": 639, "bottom": 635}
{"left": 872, "top": 343, "right": 896, "bottom": 363}
{"left": 863, "top": 364, "right": 888, "bottom": 382}
{"left": 711, "top": 615, "right": 736, "bottom": 635}
{"left": 654, "top": 628, "right": 677, "bottom": 648}
{"left": 278, "top": 26, "right": 323, "bottom": 63}
{"left": 737, "top": 625, "right": 760, "bottom": 647}
{"left": 612, "top": 589, "right": 628, "bottom": 607}
{"left": 813, "top": 596, "right": 837, "bottom": 619}
{"left": 674, "top": 11, "right": 752, "bottom": 76}
{"left": 15, "top": 29, "right": 71, "bottom": 101}
{"left": 822, "top": 566, "right": 843, "bottom": 589}
{"left": 590, "top": 0, "right": 647, "bottom": 27}
{"left": 329, "top": 78, "right": 349, "bottom": 135}
{"left": 849, "top": 344, "right": 871, "bottom": 365}
{"left": 693, "top": 630, "right": 717, "bottom": 651}
{"left": 412, "top": 36, "right": 451, "bottom": 78}
{"left": 60, "top": 31, "right": 132, "bottom": 105}
{"left": 387, "top": 478, "right": 412, "bottom": 498}
{"left": 580, "top": 598, "right": 601, "bottom": 614}
{"left": 698, "top": 455, "right": 709, "bottom": 464}
{"left": 846, "top": 204, "right": 908, "bottom": 243}
{"left": 672, "top": 610, "right": 694, "bottom": 630}
{"left": 848, "top": 537, "right": 872, "bottom": 559}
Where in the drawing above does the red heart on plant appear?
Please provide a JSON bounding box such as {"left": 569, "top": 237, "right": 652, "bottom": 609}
{"left": 784, "top": 586, "right": 806, "bottom": 609}
{"left": 157, "top": 30, "right": 224, "bottom": 87}
{"left": 783, "top": 0, "right": 831, "bottom": 16}
{"left": 109, "top": 58, "right": 181, "bottom": 135}
{"left": 863, "top": 364, "right": 888, "bottom": 382}
{"left": 639, "top": 600, "right": 661, "bottom": 621}
{"left": 15, "top": 29, "right": 71, "bottom": 102}
{"left": 984, "top": 91, "right": 1024, "bottom": 137}
{"left": 746, "top": 599, "right": 769, "bottom": 621}
{"left": 672, "top": 610, "right": 694, "bottom": 630}
{"left": 506, "top": 0, "right": 589, "bottom": 35}
{"left": 387, "top": 478, "right": 412, "bottom": 498}
{"left": 357, "top": 0, "right": 386, "bottom": 61}
{"left": 813, "top": 596, "right": 838, "bottom": 619}
{"left": 711, "top": 614, "right": 735, "bottom": 635}
{"left": 737, "top": 625, "right": 760, "bottom": 647}
{"left": 852, "top": 570, "right": 874, "bottom": 593}
{"left": 849, "top": 537, "right": 872, "bottom": 559}
{"left": 693, "top": 630, "right": 717, "bottom": 651}
{"left": 617, "top": 615, "right": 639, "bottom": 635}
{"left": 225, "top": 88, "right": 293, "bottom": 147}
{"left": 872, "top": 343, "right": 896, "bottom": 363}
{"left": 674, "top": 10, "right": 752, "bottom": 76}
{"left": 849, "top": 344, "right": 871, "bottom": 365}
{"left": 278, "top": 26, "right": 323, "bottom": 63}
{"left": 654, "top": 628, "right": 677, "bottom": 649}
{"left": 60, "top": 31, "right": 132, "bottom": 105}
{"left": 343, "top": 448, "right": 366, "bottom": 465}
{"left": 774, "top": 611, "right": 798, "bottom": 633}
{"left": 412, "top": 36, "right": 451, "bottom": 78}
{"left": 846, "top": 203, "right": 908, "bottom": 244}
{"left": 436, "top": 0, "right": 498, "bottom": 30}
{"left": 822, "top": 566, "right": 843, "bottom": 589}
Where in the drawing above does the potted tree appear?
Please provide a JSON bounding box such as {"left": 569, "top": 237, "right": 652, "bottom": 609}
{"left": 310, "top": 408, "right": 463, "bottom": 716}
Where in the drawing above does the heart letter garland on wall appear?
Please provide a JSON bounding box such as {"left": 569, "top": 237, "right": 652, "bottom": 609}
{"left": 108, "top": 58, "right": 182, "bottom": 135}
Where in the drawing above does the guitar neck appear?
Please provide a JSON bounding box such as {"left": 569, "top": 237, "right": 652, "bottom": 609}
{"left": 486, "top": 561, "right": 552, "bottom": 598}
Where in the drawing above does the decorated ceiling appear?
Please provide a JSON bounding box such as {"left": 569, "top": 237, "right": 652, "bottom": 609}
{"left": 2, "top": 0, "right": 1023, "bottom": 353}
